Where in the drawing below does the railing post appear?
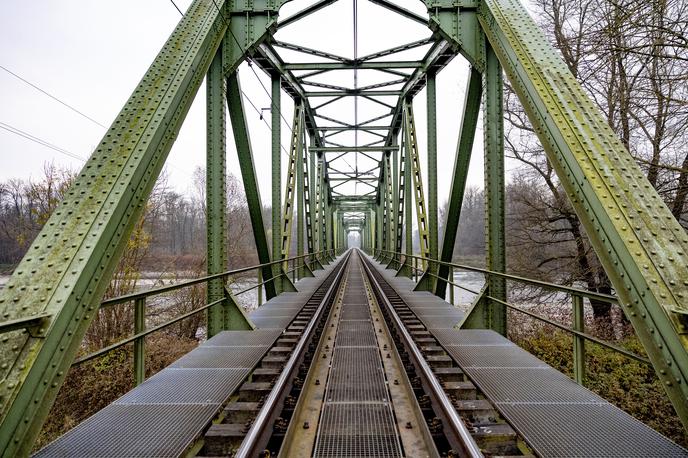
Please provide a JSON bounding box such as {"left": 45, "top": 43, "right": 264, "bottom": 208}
{"left": 573, "top": 294, "right": 585, "bottom": 385}
{"left": 449, "top": 265, "right": 454, "bottom": 306}
{"left": 413, "top": 257, "right": 417, "bottom": 282}
{"left": 134, "top": 297, "right": 146, "bottom": 386}
{"left": 258, "top": 269, "right": 263, "bottom": 307}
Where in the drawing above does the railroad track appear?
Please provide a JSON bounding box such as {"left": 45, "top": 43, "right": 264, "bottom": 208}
{"left": 359, "top": 252, "right": 533, "bottom": 457}
{"left": 200, "top": 249, "right": 533, "bottom": 457}
{"left": 201, "top": 251, "right": 351, "bottom": 456}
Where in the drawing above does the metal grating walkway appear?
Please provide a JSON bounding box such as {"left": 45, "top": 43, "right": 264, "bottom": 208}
{"left": 35, "top": 261, "right": 342, "bottom": 458}
{"left": 367, "top": 256, "right": 688, "bottom": 458}
{"left": 313, "top": 255, "right": 403, "bottom": 457}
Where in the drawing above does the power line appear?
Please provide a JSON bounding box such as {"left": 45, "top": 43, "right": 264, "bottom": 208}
{"left": 0, "top": 64, "right": 107, "bottom": 129}
{"left": 167, "top": 0, "right": 293, "bottom": 157}
{"left": 0, "top": 121, "right": 85, "bottom": 162}
{"left": 201, "top": 0, "right": 295, "bottom": 132}
{"left": 169, "top": 0, "right": 184, "bottom": 16}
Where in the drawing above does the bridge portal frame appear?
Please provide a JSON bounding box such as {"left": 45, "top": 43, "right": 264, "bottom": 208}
{"left": 1, "top": 0, "right": 688, "bottom": 453}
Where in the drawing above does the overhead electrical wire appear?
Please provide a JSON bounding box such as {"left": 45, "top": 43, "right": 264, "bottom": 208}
{"left": 0, "top": 64, "right": 106, "bottom": 128}
{"left": 169, "top": 1, "right": 292, "bottom": 156}
{"left": 0, "top": 121, "right": 85, "bottom": 162}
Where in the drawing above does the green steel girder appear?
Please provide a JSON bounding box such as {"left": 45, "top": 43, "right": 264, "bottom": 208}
{"left": 284, "top": 61, "right": 423, "bottom": 70}
{"left": 296, "top": 108, "right": 307, "bottom": 276}
{"left": 226, "top": 72, "right": 278, "bottom": 301}
{"left": 271, "top": 75, "right": 283, "bottom": 292}
{"left": 360, "top": 37, "right": 435, "bottom": 61}
{"left": 0, "top": 1, "right": 237, "bottom": 452}
{"left": 280, "top": 103, "right": 304, "bottom": 269}
{"left": 435, "top": 69, "right": 482, "bottom": 299}
{"left": 276, "top": 0, "right": 339, "bottom": 29}
{"left": 252, "top": 43, "right": 323, "bottom": 148}
{"left": 424, "top": 0, "right": 486, "bottom": 70}
{"left": 482, "top": 43, "right": 507, "bottom": 334}
{"left": 306, "top": 90, "right": 402, "bottom": 97}
{"left": 480, "top": 0, "right": 688, "bottom": 426}
{"left": 383, "top": 40, "right": 455, "bottom": 148}
{"left": 206, "top": 49, "right": 228, "bottom": 338}
{"left": 404, "top": 102, "right": 431, "bottom": 261}
{"left": 396, "top": 124, "right": 414, "bottom": 278}
{"left": 393, "top": 138, "right": 405, "bottom": 256}
{"left": 416, "top": 71, "right": 439, "bottom": 291}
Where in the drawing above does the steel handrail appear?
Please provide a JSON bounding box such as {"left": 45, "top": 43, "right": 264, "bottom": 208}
{"left": 377, "top": 250, "right": 618, "bottom": 304}
{"left": 101, "top": 249, "right": 334, "bottom": 307}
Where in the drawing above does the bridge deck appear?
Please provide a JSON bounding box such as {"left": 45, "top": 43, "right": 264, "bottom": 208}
{"left": 35, "top": 261, "right": 341, "bottom": 458}
{"left": 34, "top": 254, "right": 687, "bottom": 457}
{"left": 368, "top": 256, "right": 687, "bottom": 457}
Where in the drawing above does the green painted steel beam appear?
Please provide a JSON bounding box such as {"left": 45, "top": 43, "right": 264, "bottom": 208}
{"left": 296, "top": 107, "right": 306, "bottom": 277}
{"left": 276, "top": 0, "right": 338, "bottom": 29}
{"left": 0, "top": 1, "right": 234, "bottom": 452}
{"left": 280, "top": 103, "right": 303, "bottom": 269}
{"left": 483, "top": 42, "right": 507, "bottom": 335}
{"left": 404, "top": 102, "right": 431, "bottom": 262}
{"left": 306, "top": 90, "right": 402, "bottom": 97}
{"left": 284, "top": 61, "right": 422, "bottom": 70}
{"left": 271, "top": 75, "right": 283, "bottom": 293}
{"left": 273, "top": 41, "right": 348, "bottom": 63}
{"left": 417, "top": 71, "right": 439, "bottom": 290}
{"left": 316, "top": 126, "right": 390, "bottom": 131}
{"left": 479, "top": 0, "right": 688, "bottom": 426}
{"left": 397, "top": 126, "right": 414, "bottom": 277}
{"left": 310, "top": 146, "right": 397, "bottom": 152}
{"left": 383, "top": 40, "right": 454, "bottom": 148}
{"left": 206, "top": 49, "right": 228, "bottom": 337}
{"left": 226, "top": 72, "right": 277, "bottom": 300}
{"left": 252, "top": 43, "right": 323, "bottom": 148}
{"left": 424, "top": 0, "right": 485, "bottom": 70}
{"left": 435, "top": 69, "right": 482, "bottom": 298}
{"left": 369, "top": 0, "right": 428, "bottom": 25}
{"left": 360, "top": 37, "right": 434, "bottom": 62}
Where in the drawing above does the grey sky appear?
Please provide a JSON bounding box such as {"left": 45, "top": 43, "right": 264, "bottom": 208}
{"left": 0, "top": 0, "right": 517, "bottom": 208}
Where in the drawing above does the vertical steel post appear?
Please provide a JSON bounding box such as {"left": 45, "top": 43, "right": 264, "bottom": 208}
{"left": 449, "top": 266, "right": 454, "bottom": 306}
{"left": 257, "top": 269, "right": 263, "bottom": 306}
{"left": 484, "top": 43, "right": 507, "bottom": 335}
{"left": 573, "top": 294, "right": 586, "bottom": 385}
{"left": 426, "top": 71, "right": 439, "bottom": 270}
{"left": 207, "top": 49, "right": 227, "bottom": 337}
{"left": 134, "top": 297, "right": 146, "bottom": 385}
{"left": 296, "top": 114, "right": 305, "bottom": 278}
{"left": 310, "top": 142, "right": 317, "bottom": 254}
{"left": 271, "top": 75, "right": 282, "bottom": 293}
{"left": 388, "top": 148, "right": 396, "bottom": 266}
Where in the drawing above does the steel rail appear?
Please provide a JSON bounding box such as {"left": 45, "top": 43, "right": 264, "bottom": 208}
{"left": 359, "top": 251, "right": 484, "bottom": 458}
{"left": 235, "top": 251, "right": 351, "bottom": 457}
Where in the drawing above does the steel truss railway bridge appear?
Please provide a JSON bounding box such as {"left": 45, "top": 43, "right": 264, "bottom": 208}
{"left": 1, "top": 0, "right": 688, "bottom": 456}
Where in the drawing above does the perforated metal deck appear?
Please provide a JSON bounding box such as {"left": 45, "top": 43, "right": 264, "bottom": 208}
{"left": 36, "top": 261, "right": 342, "bottom": 458}
{"left": 313, "top": 255, "right": 403, "bottom": 458}
{"left": 368, "top": 256, "right": 688, "bottom": 458}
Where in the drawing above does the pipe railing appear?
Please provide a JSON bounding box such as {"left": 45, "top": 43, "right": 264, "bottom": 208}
{"left": 66, "top": 249, "right": 335, "bottom": 385}
{"left": 374, "top": 249, "right": 649, "bottom": 386}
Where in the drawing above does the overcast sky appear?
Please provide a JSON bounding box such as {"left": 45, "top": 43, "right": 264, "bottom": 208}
{"left": 0, "top": 0, "right": 521, "bottom": 208}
